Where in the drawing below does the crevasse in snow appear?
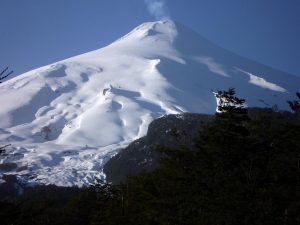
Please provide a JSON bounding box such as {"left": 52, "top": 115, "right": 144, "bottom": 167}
{"left": 0, "top": 20, "right": 299, "bottom": 186}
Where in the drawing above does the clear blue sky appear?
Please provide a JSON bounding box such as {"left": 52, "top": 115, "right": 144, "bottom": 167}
{"left": 1, "top": 0, "right": 299, "bottom": 76}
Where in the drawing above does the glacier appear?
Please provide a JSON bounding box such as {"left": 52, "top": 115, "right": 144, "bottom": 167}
{"left": 0, "top": 20, "right": 299, "bottom": 186}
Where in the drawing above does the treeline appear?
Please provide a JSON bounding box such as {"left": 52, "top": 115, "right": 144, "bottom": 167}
{"left": 1, "top": 89, "right": 300, "bottom": 225}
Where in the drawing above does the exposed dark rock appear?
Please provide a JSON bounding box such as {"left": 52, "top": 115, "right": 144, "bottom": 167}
{"left": 104, "top": 109, "right": 300, "bottom": 184}
{"left": 104, "top": 113, "right": 213, "bottom": 184}
{"left": 0, "top": 163, "right": 17, "bottom": 172}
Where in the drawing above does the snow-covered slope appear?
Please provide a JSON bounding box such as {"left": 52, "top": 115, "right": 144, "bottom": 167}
{"left": 0, "top": 20, "right": 299, "bottom": 186}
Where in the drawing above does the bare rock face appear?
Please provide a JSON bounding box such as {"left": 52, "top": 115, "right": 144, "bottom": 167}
{"left": 0, "top": 163, "right": 17, "bottom": 172}
{"left": 104, "top": 113, "right": 213, "bottom": 184}
{"left": 104, "top": 109, "right": 300, "bottom": 184}
{"left": 1, "top": 20, "right": 299, "bottom": 186}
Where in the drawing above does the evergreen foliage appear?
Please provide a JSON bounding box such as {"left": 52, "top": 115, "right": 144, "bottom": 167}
{"left": 0, "top": 67, "right": 13, "bottom": 152}
{"left": 287, "top": 92, "right": 300, "bottom": 114}
{"left": 0, "top": 89, "right": 299, "bottom": 224}
{"left": 0, "top": 66, "right": 13, "bottom": 83}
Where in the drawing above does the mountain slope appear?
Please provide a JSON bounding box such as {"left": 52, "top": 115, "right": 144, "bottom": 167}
{"left": 0, "top": 20, "right": 299, "bottom": 186}
{"left": 104, "top": 113, "right": 213, "bottom": 184}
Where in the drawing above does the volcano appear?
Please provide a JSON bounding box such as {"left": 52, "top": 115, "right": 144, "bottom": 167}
{"left": 0, "top": 20, "right": 299, "bottom": 186}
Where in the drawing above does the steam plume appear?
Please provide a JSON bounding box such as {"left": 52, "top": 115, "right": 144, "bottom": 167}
{"left": 144, "top": 0, "right": 170, "bottom": 20}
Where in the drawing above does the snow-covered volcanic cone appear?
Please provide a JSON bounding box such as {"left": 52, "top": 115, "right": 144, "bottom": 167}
{"left": 0, "top": 20, "right": 299, "bottom": 186}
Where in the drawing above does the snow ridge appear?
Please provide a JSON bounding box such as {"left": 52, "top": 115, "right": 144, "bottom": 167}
{"left": 0, "top": 20, "right": 299, "bottom": 186}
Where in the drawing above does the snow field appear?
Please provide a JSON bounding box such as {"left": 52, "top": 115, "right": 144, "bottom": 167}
{"left": 0, "top": 20, "right": 299, "bottom": 186}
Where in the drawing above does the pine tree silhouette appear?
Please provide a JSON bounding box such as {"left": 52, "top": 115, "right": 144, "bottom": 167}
{"left": 0, "top": 67, "right": 13, "bottom": 83}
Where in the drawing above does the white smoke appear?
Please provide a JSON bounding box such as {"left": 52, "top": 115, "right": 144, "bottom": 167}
{"left": 144, "top": 0, "right": 170, "bottom": 20}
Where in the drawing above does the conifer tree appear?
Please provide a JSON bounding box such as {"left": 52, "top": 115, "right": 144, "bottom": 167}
{"left": 0, "top": 67, "right": 13, "bottom": 83}
{"left": 287, "top": 92, "right": 300, "bottom": 114}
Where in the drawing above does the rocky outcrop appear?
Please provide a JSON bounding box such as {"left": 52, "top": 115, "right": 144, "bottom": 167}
{"left": 104, "top": 109, "right": 300, "bottom": 184}
{"left": 104, "top": 113, "right": 213, "bottom": 184}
